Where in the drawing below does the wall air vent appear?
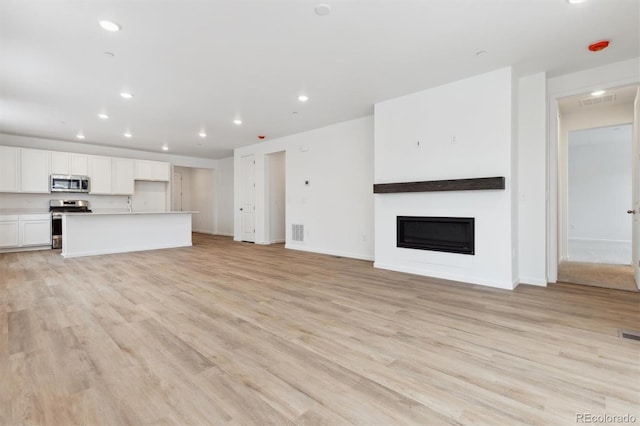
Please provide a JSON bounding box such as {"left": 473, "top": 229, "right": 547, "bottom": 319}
{"left": 292, "top": 224, "right": 304, "bottom": 242}
{"left": 580, "top": 94, "right": 616, "bottom": 108}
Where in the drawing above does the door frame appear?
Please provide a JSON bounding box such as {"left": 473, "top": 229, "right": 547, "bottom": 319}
{"left": 548, "top": 81, "right": 640, "bottom": 283}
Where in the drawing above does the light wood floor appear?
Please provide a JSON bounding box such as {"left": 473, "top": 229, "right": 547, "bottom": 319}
{"left": 1, "top": 234, "right": 639, "bottom": 425}
{"left": 558, "top": 261, "right": 638, "bottom": 292}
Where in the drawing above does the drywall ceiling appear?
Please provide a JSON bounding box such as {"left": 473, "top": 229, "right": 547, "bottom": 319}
{"left": 1, "top": 0, "right": 638, "bottom": 159}
{"left": 558, "top": 84, "right": 638, "bottom": 115}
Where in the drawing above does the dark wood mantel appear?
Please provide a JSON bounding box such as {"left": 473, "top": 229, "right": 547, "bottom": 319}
{"left": 373, "top": 176, "right": 505, "bottom": 194}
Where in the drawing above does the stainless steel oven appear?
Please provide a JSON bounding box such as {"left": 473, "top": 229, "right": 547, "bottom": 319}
{"left": 49, "top": 200, "right": 91, "bottom": 249}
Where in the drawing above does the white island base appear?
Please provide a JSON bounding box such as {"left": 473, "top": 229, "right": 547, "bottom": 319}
{"left": 61, "top": 212, "right": 193, "bottom": 258}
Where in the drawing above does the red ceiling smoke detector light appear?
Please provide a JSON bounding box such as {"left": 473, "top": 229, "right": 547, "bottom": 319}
{"left": 588, "top": 40, "right": 610, "bottom": 52}
{"left": 258, "top": 135, "right": 266, "bottom": 140}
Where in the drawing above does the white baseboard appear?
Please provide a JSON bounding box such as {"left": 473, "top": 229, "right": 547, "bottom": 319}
{"left": 214, "top": 232, "right": 234, "bottom": 237}
{"left": 373, "top": 261, "right": 515, "bottom": 290}
{"left": 518, "top": 276, "right": 548, "bottom": 286}
{"left": 0, "top": 245, "right": 52, "bottom": 254}
{"left": 285, "top": 243, "right": 374, "bottom": 261}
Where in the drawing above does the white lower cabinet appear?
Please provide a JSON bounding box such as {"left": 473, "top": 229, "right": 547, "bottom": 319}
{"left": 0, "top": 214, "right": 50, "bottom": 249}
{"left": 20, "top": 214, "right": 51, "bottom": 246}
{"left": 0, "top": 216, "right": 20, "bottom": 247}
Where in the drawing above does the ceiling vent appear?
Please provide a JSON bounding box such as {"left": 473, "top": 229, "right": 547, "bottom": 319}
{"left": 580, "top": 94, "right": 616, "bottom": 108}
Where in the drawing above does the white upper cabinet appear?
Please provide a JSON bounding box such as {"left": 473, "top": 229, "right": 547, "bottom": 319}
{"left": 71, "top": 153, "right": 88, "bottom": 175}
{"left": 112, "top": 157, "right": 135, "bottom": 195}
{"left": 0, "top": 146, "right": 20, "bottom": 192}
{"left": 88, "top": 155, "right": 112, "bottom": 194}
{"left": 20, "top": 148, "right": 50, "bottom": 193}
{"left": 51, "top": 152, "right": 88, "bottom": 176}
{"left": 0, "top": 146, "right": 170, "bottom": 195}
{"left": 51, "top": 151, "right": 71, "bottom": 175}
{"left": 135, "top": 160, "right": 170, "bottom": 181}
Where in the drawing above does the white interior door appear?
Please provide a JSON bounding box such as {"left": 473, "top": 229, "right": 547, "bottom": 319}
{"left": 240, "top": 155, "right": 256, "bottom": 242}
{"left": 172, "top": 172, "right": 183, "bottom": 211}
{"left": 633, "top": 87, "right": 640, "bottom": 287}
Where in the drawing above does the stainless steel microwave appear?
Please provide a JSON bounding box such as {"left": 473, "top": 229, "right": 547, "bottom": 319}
{"left": 50, "top": 175, "right": 90, "bottom": 193}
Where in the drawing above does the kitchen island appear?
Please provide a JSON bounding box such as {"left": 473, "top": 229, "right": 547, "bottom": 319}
{"left": 61, "top": 211, "right": 194, "bottom": 258}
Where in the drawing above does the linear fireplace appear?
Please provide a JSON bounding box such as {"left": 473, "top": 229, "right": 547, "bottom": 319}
{"left": 397, "top": 216, "right": 475, "bottom": 255}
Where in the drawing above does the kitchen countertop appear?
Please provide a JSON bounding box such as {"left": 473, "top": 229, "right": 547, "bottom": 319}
{"left": 0, "top": 209, "right": 50, "bottom": 215}
{"left": 62, "top": 211, "right": 197, "bottom": 216}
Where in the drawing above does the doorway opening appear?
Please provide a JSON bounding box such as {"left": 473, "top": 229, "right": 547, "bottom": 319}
{"left": 173, "top": 166, "right": 215, "bottom": 234}
{"left": 556, "top": 85, "right": 639, "bottom": 291}
{"left": 265, "top": 151, "right": 286, "bottom": 244}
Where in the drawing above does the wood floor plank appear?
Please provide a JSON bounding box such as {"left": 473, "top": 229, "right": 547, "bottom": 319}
{"left": 1, "top": 233, "right": 638, "bottom": 425}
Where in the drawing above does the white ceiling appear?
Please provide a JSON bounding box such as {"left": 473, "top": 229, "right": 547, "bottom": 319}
{"left": 1, "top": 0, "right": 639, "bottom": 159}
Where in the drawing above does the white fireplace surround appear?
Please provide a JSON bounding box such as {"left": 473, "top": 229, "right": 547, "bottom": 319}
{"left": 374, "top": 67, "right": 516, "bottom": 289}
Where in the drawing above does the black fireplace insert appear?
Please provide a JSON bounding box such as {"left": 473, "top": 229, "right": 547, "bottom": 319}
{"left": 397, "top": 216, "right": 474, "bottom": 255}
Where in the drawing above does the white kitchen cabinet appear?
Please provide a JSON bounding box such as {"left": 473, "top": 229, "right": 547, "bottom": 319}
{"left": 51, "top": 151, "right": 71, "bottom": 175}
{"left": 71, "top": 153, "right": 88, "bottom": 175}
{"left": 20, "top": 148, "right": 50, "bottom": 193}
{"left": 135, "top": 160, "right": 170, "bottom": 181}
{"left": 0, "top": 215, "right": 20, "bottom": 247}
{"left": 0, "top": 146, "right": 20, "bottom": 192}
{"left": 88, "top": 155, "right": 112, "bottom": 194}
{"left": 112, "top": 157, "right": 135, "bottom": 195}
{"left": 51, "top": 152, "right": 88, "bottom": 176}
{"left": 20, "top": 214, "right": 51, "bottom": 246}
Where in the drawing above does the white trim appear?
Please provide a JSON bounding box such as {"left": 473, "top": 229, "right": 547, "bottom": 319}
{"left": 373, "top": 261, "right": 515, "bottom": 290}
{"left": 285, "top": 243, "right": 374, "bottom": 261}
{"left": 61, "top": 242, "right": 192, "bottom": 258}
{"left": 214, "top": 232, "right": 234, "bottom": 237}
{"left": 518, "top": 276, "right": 548, "bottom": 286}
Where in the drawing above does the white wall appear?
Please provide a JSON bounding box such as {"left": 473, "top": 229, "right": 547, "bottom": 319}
{"left": 568, "top": 127, "right": 632, "bottom": 242}
{"left": 0, "top": 192, "right": 129, "bottom": 213}
{"left": 214, "top": 157, "right": 234, "bottom": 237}
{"left": 132, "top": 181, "right": 168, "bottom": 212}
{"left": 374, "top": 67, "right": 516, "bottom": 289}
{"left": 517, "top": 72, "right": 547, "bottom": 285}
{"left": 172, "top": 166, "right": 215, "bottom": 234}
{"left": 234, "top": 116, "right": 374, "bottom": 260}
{"left": 546, "top": 57, "right": 640, "bottom": 282}
{"left": 267, "top": 151, "right": 286, "bottom": 243}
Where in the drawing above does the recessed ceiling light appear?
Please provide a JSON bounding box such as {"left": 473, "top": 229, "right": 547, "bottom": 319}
{"left": 162, "top": 145, "right": 169, "bottom": 151}
{"left": 76, "top": 133, "right": 85, "bottom": 139}
{"left": 97, "top": 113, "right": 109, "bottom": 119}
{"left": 124, "top": 132, "right": 132, "bottom": 138}
{"left": 314, "top": 4, "right": 331, "bottom": 16}
{"left": 104, "top": 51, "right": 115, "bottom": 57}
{"left": 199, "top": 131, "right": 207, "bottom": 138}
{"left": 233, "top": 119, "right": 242, "bottom": 125}
{"left": 298, "top": 95, "right": 309, "bottom": 102}
{"left": 591, "top": 90, "right": 605, "bottom": 96}
{"left": 120, "top": 92, "right": 134, "bottom": 99}
{"left": 99, "top": 20, "right": 121, "bottom": 32}
{"left": 567, "top": 0, "right": 585, "bottom": 3}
